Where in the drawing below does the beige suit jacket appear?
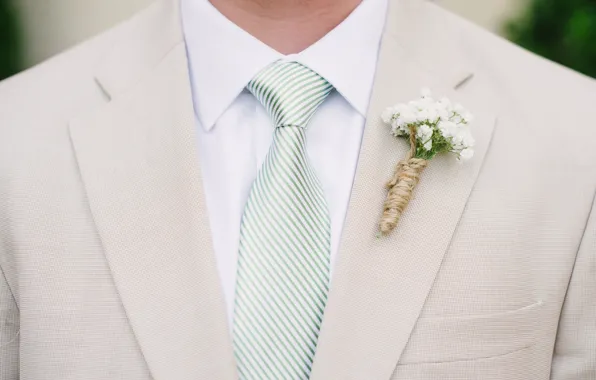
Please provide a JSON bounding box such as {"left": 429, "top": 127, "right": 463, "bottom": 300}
{"left": 1, "top": 0, "right": 595, "bottom": 379}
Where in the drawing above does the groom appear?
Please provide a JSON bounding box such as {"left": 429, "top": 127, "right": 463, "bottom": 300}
{"left": 0, "top": 0, "right": 594, "bottom": 379}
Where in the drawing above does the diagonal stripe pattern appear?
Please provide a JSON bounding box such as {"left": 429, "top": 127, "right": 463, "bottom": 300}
{"left": 233, "top": 61, "right": 334, "bottom": 380}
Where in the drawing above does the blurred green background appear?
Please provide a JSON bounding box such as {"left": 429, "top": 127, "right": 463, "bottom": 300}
{"left": 0, "top": 0, "right": 21, "bottom": 80}
{"left": 0, "top": 0, "right": 595, "bottom": 81}
{"left": 508, "top": 0, "right": 596, "bottom": 79}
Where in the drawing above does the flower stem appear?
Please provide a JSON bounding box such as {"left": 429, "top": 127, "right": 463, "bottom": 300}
{"left": 379, "top": 157, "right": 427, "bottom": 235}
{"left": 379, "top": 125, "right": 427, "bottom": 236}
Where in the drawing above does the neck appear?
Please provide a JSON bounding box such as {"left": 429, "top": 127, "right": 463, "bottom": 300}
{"left": 208, "top": 0, "right": 362, "bottom": 54}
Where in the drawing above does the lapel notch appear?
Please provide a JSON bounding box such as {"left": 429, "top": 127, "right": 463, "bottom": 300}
{"left": 311, "top": 0, "right": 497, "bottom": 378}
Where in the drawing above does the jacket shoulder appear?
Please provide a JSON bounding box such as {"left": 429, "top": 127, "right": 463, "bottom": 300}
{"left": 0, "top": 1, "right": 161, "bottom": 127}
{"left": 0, "top": 2, "right": 160, "bottom": 173}
{"left": 427, "top": 2, "right": 596, "bottom": 136}
{"left": 0, "top": 13, "right": 120, "bottom": 106}
{"left": 428, "top": 1, "right": 596, "bottom": 91}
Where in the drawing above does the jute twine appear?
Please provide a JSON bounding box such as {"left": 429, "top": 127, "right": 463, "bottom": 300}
{"left": 379, "top": 127, "right": 428, "bottom": 235}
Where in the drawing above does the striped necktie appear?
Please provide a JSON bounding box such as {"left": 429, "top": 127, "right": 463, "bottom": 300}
{"left": 233, "top": 60, "right": 334, "bottom": 380}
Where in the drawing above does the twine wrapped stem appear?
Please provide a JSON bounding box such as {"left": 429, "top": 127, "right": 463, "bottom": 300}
{"left": 379, "top": 127, "right": 428, "bottom": 235}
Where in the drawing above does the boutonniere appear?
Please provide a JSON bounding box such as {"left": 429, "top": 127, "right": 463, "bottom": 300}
{"left": 379, "top": 89, "right": 475, "bottom": 236}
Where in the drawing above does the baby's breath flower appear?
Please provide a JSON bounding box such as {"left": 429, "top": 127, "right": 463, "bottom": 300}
{"left": 381, "top": 89, "right": 475, "bottom": 161}
{"left": 417, "top": 124, "right": 433, "bottom": 140}
{"left": 401, "top": 110, "right": 417, "bottom": 125}
{"left": 459, "top": 148, "right": 474, "bottom": 160}
{"left": 381, "top": 108, "right": 395, "bottom": 124}
{"left": 462, "top": 132, "right": 475, "bottom": 147}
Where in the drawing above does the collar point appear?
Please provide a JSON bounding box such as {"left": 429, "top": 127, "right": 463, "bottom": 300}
{"left": 196, "top": 113, "right": 218, "bottom": 132}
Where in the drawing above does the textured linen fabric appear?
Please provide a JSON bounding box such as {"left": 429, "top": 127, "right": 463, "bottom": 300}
{"left": 0, "top": 0, "right": 595, "bottom": 379}
{"left": 550, "top": 198, "right": 596, "bottom": 379}
{"left": 181, "top": 0, "right": 387, "bottom": 327}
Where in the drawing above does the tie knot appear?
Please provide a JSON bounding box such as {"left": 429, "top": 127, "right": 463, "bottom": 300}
{"left": 247, "top": 61, "right": 334, "bottom": 128}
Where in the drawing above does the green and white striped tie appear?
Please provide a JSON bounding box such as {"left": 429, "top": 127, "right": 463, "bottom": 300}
{"left": 233, "top": 60, "right": 334, "bottom": 380}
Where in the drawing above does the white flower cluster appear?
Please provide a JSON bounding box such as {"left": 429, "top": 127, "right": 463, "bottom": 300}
{"left": 382, "top": 89, "right": 475, "bottom": 160}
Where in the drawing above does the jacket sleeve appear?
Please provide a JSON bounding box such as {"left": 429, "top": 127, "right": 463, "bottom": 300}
{"left": 550, "top": 195, "right": 596, "bottom": 379}
{"left": 0, "top": 262, "right": 18, "bottom": 380}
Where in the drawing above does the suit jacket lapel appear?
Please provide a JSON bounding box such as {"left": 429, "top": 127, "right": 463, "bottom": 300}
{"left": 69, "top": 1, "right": 237, "bottom": 379}
{"left": 310, "top": 0, "right": 497, "bottom": 378}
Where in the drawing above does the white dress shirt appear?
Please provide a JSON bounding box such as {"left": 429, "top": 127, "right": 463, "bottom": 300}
{"left": 181, "top": 0, "right": 388, "bottom": 326}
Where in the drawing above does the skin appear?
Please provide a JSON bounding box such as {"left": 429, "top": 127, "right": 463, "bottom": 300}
{"left": 209, "top": 0, "right": 363, "bottom": 54}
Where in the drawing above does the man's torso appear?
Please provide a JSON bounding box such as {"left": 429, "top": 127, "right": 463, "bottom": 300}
{"left": 1, "top": 0, "right": 595, "bottom": 379}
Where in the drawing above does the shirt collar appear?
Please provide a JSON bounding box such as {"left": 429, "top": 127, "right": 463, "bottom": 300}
{"left": 182, "top": 0, "right": 388, "bottom": 131}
